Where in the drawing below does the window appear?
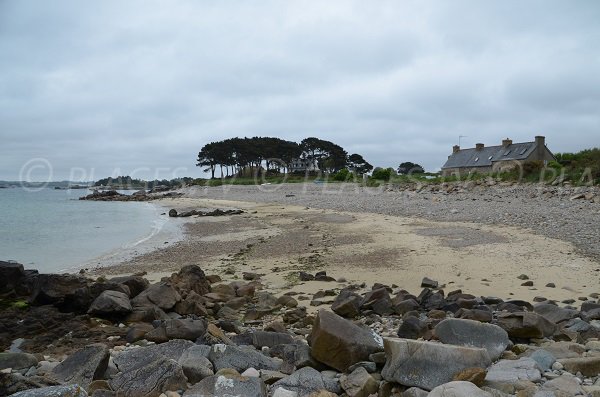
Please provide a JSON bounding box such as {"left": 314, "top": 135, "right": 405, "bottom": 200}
{"left": 503, "top": 149, "right": 511, "bottom": 156}
{"left": 519, "top": 147, "right": 528, "bottom": 155}
{"left": 488, "top": 156, "right": 493, "bottom": 160}
{"left": 474, "top": 157, "right": 479, "bottom": 162}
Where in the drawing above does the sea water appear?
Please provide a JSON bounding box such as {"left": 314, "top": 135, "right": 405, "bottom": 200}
{"left": 0, "top": 187, "right": 172, "bottom": 273}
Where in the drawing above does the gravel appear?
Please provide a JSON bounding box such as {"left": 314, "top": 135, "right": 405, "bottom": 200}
{"left": 180, "top": 182, "right": 600, "bottom": 261}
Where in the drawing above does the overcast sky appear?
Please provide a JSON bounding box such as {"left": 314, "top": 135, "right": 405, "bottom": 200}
{"left": 1, "top": 1, "right": 599, "bottom": 181}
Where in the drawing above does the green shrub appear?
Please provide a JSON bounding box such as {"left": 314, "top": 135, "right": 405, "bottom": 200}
{"left": 332, "top": 168, "right": 351, "bottom": 181}
{"left": 371, "top": 167, "right": 394, "bottom": 180}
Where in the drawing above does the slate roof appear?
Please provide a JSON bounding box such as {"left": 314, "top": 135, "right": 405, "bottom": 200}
{"left": 442, "top": 141, "right": 538, "bottom": 169}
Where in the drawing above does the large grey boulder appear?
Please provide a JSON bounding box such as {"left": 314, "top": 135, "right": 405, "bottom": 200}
{"left": 271, "top": 367, "right": 341, "bottom": 397}
{"left": 8, "top": 385, "right": 88, "bottom": 397}
{"left": 0, "top": 352, "right": 38, "bottom": 370}
{"left": 183, "top": 373, "right": 266, "bottom": 397}
{"left": 557, "top": 356, "right": 600, "bottom": 377}
{"left": 428, "top": 381, "right": 492, "bottom": 397}
{"left": 208, "top": 344, "right": 282, "bottom": 372}
{"left": 112, "top": 339, "right": 195, "bottom": 373}
{"left": 145, "top": 318, "right": 207, "bottom": 343}
{"left": 51, "top": 344, "right": 109, "bottom": 389}
{"left": 87, "top": 290, "right": 132, "bottom": 316}
{"left": 381, "top": 338, "right": 491, "bottom": 391}
{"left": 109, "top": 357, "right": 187, "bottom": 397}
{"left": 339, "top": 366, "right": 379, "bottom": 397}
{"left": 434, "top": 318, "right": 510, "bottom": 361}
{"left": 484, "top": 358, "right": 541, "bottom": 391}
{"left": 495, "top": 312, "right": 556, "bottom": 339}
{"left": 251, "top": 331, "right": 294, "bottom": 348}
{"left": 309, "top": 309, "right": 383, "bottom": 372}
{"left": 109, "top": 275, "right": 149, "bottom": 297}
{"left": 533, "top": 303, "right": 579, "bottom": 324}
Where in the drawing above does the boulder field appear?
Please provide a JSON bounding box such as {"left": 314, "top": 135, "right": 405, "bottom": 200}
{"left": 1, "top": 261, "right": 600, "bottom": 396}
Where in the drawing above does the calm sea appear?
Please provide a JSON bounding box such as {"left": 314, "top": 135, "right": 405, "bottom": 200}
{"left": 0, "top": 187, "right": 169, "bottom": 273}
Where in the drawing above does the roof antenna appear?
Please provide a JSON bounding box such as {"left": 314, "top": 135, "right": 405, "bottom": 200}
{"left": 459, "top": 135, "right": 467, "bottom": 146}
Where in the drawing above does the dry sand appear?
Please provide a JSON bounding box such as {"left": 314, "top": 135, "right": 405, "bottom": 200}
{"left": 90, "top": 197, "right": 600, "bottom": 308}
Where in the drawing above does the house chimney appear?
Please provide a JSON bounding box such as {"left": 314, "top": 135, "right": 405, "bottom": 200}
{"left": 453, "top": 145, "right": 460, "bottom": 153}
{"left": 535, "top": 135, "right": 545, "bottom": 147}
{"left": 475, "top": 143, "right": 484, "bottom": 151}
{"left": 502, "top": 138, "right": 513, "bottom": 147}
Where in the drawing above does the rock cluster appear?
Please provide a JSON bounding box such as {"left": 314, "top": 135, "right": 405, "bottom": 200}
{"left": 78, "top": 190, "right": 183, "bottom": 201}
{"left": 2, "top": 263, "right": 600, "bottom": 397}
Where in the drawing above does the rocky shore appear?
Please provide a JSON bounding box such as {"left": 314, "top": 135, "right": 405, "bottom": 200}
{"left": 2, "top": 260, "right": 600, "bottom": 397}
{"left": 79, "top": 190, "right": 183, "bottom": 202}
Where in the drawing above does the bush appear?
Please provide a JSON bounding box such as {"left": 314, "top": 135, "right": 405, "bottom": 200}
{"left": 332, "top": 168, "right": 351, "bottom": 181}
{"left": 371, "top": 167, "right": 395, "bottom": 180}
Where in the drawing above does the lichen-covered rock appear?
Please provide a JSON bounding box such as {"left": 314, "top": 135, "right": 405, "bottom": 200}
{"left": 208, "top": 344, "right": 282, "bottom": 372}
{"left": 309, "top": 309, "right": 383, "bottom": 372}
{"left": 381, "top": 338, "right": 491, "bottom": 391}
{"left": 183, "top": 372, "right": 266, "bottom": 397}
{"left": 51, "top": 344, "right": 109, "bottom": 389}
{"left": 271, "top": 367, "right": 341, "bottom": 397}
{"left": 8, "top": 385, "right": 88, "bottom": 397}
{"left": 109, "top": 357, "right": 187, "bottom": 397}
{"left": 0, "top": 353, "right": 38, "bottom": 371}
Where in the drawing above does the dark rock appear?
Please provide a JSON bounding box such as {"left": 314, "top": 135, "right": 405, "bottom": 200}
{"left": 361, "top": 288, "right": 394, "bottom": 316}
{"left": 51, "top": 344, "right": 109, "bottom": 389}
{"left": 392, "top": 299, "right": 420, "bottom": 315}
{"left": 0, "top": 373, "right": 60, "bottom": 396}
{"left": 534, "top": 303, "right": 579, "bottom": 324}
{"left": 0, "top": 261, "right": 26, "bottom": 295}
{"left": 298, "top": 272, "right": 314, "bottom": 281}
{"left": 87, "top": 290, "right": 132, "bottom": 316}
{"left": 168, "top": 209, "right": 178, "bottom": 217}
{"left": 314, "top": 271, "right": 335, "bottom": 282}
{"left": 581, "top": 301, "right": 600, "bottom": 312}
{"left": 131, "top": 282, "right": 181, "bottom": 311}
{"left": 434, "top": 318, "right": 509, "bottom": 361}
{"left": 125, "top": 323, "right": 154, "bottom": 343}
{"left": 126, "top": 305, "right": 169, "bottom": 323}
{"left": 421, "top": 277, "right": 438, "bottom": 288}
{"left": 30, "top": 274, "right": 89, "bottom": 310}
{"left": 397, "top": 317, "right": 429, "bottom": 340}
{"left": 174, "top": 291, "right": 209, "bottom": 316}
{"left": 455, "top": 308, "right": 493, "bottom": 323}
{"left": 109, "top": 356, "right": 187, "bottom": 396}
{"left": 271, "top": 367, "right": 341, "bottom": 397}
{"left": 108, "top": 275, "right": 149, "bottom": 298}
{"left": 145, "top": 318, "right": 207, "bottom": 343}
{"left": 71, "top": 282, "right": 131, "bottom": 313}
{"left": 169, "top": 265, "right": 211, "bottom": 296}
{"left": 0, "top": 352, "right": 38, "bottom": 370}
{"left": 496, "top": 311, "right": 557, "bottom": 339}
{"left": 331, "top": 289, "right": 362, "bottom": 318}
{"left": 309, "top": 309, "right": 383, "bottom": 372}
{"left": 269, "top": 342, "right": 315, "bottom": 372}
{"left": 418, "top": 289, "right": 445, "bottom": 310}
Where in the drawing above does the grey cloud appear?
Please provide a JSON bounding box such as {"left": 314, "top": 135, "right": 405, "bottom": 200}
{"left": 1, "top": 0, "right": 599, "bottom": 180}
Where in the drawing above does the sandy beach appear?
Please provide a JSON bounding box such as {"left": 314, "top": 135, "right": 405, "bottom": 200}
{"left": 90, "top": 185, "right": 600, "bottom": 307}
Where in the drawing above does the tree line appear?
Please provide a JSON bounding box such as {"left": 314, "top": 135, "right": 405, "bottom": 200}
{"left": 196, "top": 137, "right": 373, "bottom": 178}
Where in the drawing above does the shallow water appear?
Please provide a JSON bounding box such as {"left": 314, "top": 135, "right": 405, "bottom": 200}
{"left": 0, "top": 187, "right": 169, "bottom": 272}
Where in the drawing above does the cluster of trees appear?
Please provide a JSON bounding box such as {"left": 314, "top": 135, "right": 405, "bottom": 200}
{"left": 196, "top": 137, "right": 373, "bottom": 178}
{"left": 554, "top": 148, "right": 600, "bottom": 180}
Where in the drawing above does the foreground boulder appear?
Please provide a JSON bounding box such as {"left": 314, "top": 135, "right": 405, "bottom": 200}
{"left": 113, "top": 339, "right": 195, "bottom": 373}
{"left": 381, "top": 338, "right": 491, "bottom": 391}
{"left": 8, "top": 384, "right": 88, "bottom": 397}
{"left": 183, "top": 372, "right": 266, "bottom": 397}
{"left": 109, "top": 357, "right": 187, "bottom": 397}
{"left": 30, "top": 274, "right": 89, "bottom": 310}
{"left": 271, "top": 367, "right": 341, "bottom": 397}
{"left": 339, "top": 366, "right": 379, "bottom": 397}
{"left": 309, "top": 309, "right": 383, "bottom": 372}
{"left": 131, "top": 282, "right": 181, "bottom": 311}
{"left": 434, "top": 318, "right": 509, "bottom": 361}
{"left": 145, "top": 318, "right": 207, "bottom": 343}
{"left": 557, "top": 356, "right": 600, "bottom": 377}
{"left": 51, "top": 344, "right": 109, "bottom": 390}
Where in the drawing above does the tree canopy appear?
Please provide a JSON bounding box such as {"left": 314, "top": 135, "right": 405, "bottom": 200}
{"left": 397, "top": 161, "right": 425, "bottom": 174}
{"left": 197, "top": 136, "right": 370, "bottom": 178}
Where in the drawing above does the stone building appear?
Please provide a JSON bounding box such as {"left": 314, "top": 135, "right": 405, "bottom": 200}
{"left": 441, "top": 136, "right": 555, "bottom": 176}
